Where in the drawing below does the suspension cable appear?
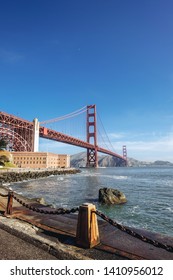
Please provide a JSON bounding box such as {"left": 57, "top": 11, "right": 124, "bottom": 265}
{"left": 97, "top": 112, "right": 117, "bottom": 153}
{"left": 40, "top": 105, "right": 88, "bottom": 125}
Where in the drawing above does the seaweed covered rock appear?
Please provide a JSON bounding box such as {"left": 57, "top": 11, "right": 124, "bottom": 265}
{"left": 99, "top": 187, "right": 127, "bottom": 204}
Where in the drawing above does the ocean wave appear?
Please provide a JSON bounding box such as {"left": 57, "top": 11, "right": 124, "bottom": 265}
{"left": 111, "top": 175, "right": 128, "bottom": 180}
{"left": 81, "top": 173, "right": 128, "bottom": 180}
{"left": 56, "top": 177, "right": 64, "bottom": 181}
{"left": 100, "top": 175, "right": 128, "bottom": 180}
{"left": 129, "top": 205, "right": 140, "bottom": 215}
{"left": 166, "top": 207, "right": 173, "bottom": 212}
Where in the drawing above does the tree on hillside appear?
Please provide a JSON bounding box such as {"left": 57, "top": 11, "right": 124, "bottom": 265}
{"left": 0, "top": 138, "right": 7, "bottom": 150}
{"left": 0, "top": 154, "right": 10, "bottom": 166}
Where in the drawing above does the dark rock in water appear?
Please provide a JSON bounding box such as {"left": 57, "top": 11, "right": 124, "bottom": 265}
{"left": 99, "top": 187, "right": 127, "bottom": 204}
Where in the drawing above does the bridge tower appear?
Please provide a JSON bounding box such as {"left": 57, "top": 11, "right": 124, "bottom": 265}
{"left": 86, "top": 105, "right": 98, "bottom": 167}
{"left": 123, "top": 145, "right": 127, "bottom": 166}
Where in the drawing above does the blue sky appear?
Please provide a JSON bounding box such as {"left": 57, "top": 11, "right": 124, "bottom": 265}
{"left": 0, "top": 0, "right": 173, "bottom": 162}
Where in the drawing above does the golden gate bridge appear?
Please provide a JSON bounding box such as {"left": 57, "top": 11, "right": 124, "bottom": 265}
{"left": 0, "top": 105, "right": 127, "bottom": 167}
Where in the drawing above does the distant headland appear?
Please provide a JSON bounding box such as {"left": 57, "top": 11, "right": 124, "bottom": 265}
{"left": 70, "top": 152, "right": 173, "bottom": 168}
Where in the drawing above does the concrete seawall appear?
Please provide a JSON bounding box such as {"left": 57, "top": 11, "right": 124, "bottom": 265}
{"left": 0, "top": 168, "right": 81, "bottom": 184}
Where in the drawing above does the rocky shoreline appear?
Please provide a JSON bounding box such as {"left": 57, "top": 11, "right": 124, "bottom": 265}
{"left": 0, "top": 168, "right": 81, "bottom": 184}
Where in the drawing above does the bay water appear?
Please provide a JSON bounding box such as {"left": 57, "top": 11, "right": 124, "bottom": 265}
{"left": 10, "top": 167, "right": 173, "bottom": 237}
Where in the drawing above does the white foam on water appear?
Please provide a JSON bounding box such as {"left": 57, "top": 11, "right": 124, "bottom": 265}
{"left": 166, "top": 207, "right": 173, "bottom": 212}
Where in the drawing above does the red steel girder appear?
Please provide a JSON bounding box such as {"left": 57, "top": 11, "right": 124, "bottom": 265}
{"left": 39, "top": 126, "right": 94, "bottom": 149}
{"left": 39, "top": 126, "right": 125, "bottom": 161}
{"left": 97, "top": 146, "right": 125, "bottom": 161}
{"left": 0, "top": 111, "right": 127, "bottom": 163}
{"left": 0, "top": 111, "right": 33, "bottom": 129}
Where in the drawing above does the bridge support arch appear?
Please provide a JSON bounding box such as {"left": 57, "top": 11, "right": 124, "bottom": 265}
{"left": 0, "top": 127, "right": 31, "bottom": 151}
{"left": 86, "top": 105, "right": 98, "bottom": 168}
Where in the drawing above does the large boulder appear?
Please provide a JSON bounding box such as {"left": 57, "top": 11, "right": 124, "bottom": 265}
{"left": 99, "top": 187, "right": 127, "bottom": 204}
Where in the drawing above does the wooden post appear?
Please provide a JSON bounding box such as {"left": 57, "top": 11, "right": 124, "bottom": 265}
{"left": 6, "top": 191, "right": 13, "bottom": 215}
{"left": 76, "top": 203, "right": 100, "bottom": 248}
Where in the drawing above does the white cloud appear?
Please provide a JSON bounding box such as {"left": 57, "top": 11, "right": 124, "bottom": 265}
{"left": 111, "top": 133, "right": 173, "bottom": 162}
{"left": 108, "top": 132, "right": 127, "bottom": 139}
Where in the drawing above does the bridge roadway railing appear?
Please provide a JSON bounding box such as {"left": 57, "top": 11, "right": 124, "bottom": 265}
{"left": 0, "top": 191, "right": 172, "bottom": 255}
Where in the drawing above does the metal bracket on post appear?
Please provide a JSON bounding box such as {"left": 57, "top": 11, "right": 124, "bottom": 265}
{"left": 76, "top": 203, "right": 100, "bottom": 248}
{"left": 6, "top": 191, "right": 13, "bottom": 215}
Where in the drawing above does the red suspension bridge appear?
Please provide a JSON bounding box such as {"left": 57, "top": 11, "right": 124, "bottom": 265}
{"left": 0, "top": 105, "right": 127, "bottom": 167}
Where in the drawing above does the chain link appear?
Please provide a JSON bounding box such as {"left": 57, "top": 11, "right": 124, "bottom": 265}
{"left": 12, "top": 194, "right": 79, "bottom": 215}
{"left": 0, "top": 192, "right": 8, "bottom": 198}
{"left": 95, "top": 209, "right": 173, "bottom": 253}
{"left": 2, "top": 191, "right": 173, "bottom": 253}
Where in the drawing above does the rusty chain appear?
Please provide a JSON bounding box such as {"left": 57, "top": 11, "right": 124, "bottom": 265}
{"left": 0, "top": 192, "right": 8, "bottom": 198}
{"left": 2, "top": 191, "right": 173, "bottom": 253}
{"left": 95, "top": 209, "right": 173, "bottom": 253}
{"left": 12, "top": 193, "right": 79, "bottom": 215}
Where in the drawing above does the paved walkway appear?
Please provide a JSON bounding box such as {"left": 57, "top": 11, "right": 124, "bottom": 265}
{"left": 0, "top": 186, "right": 173, "bottom": 260}
{"left": 0, "top": 227, "right": 58, "bottom": 260}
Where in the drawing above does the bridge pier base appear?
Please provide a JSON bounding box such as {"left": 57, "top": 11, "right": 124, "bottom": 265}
{"left": 33, "top": 118, "right": 39, "bottom": 152}
{"left": 86, "top": 148, "right": 98, "bottom": 168}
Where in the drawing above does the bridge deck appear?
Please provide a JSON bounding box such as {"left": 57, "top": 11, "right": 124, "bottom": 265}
{"left": 0, "top": 188, "right": 173, "bottom": 260}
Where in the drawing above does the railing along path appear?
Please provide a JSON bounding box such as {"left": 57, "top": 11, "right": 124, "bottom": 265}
{"left": 0, "top": 191, "right": 173, "bottom": 254}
